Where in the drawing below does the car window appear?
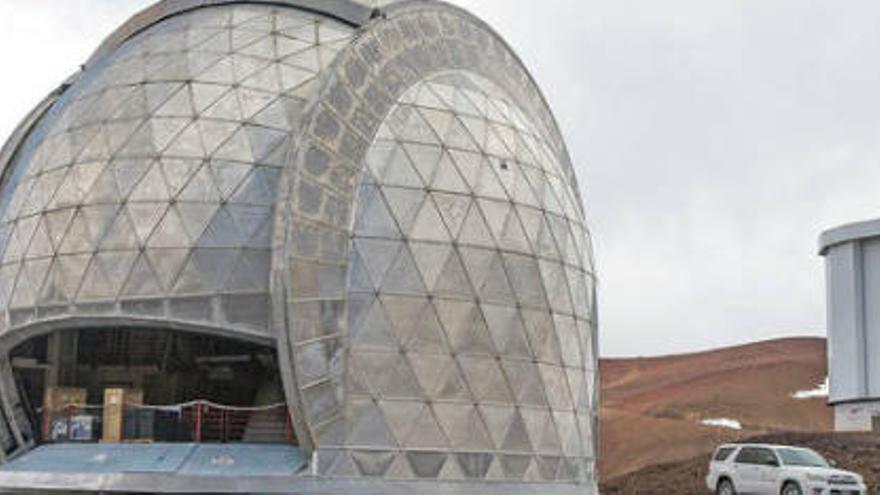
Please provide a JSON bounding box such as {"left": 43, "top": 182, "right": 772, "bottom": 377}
{"left": 776, "top": 448, "right": 829, "bottom": 467}
{"left": 714, "top": 447, "right": 736, "bottom": 461}
{"left": 735, "top": 447, "right": 757, "bottom": 464}
{"left": 735, "top": 447, "right": 778, "bottom": 465}
{"left": 753, "top": 448, "right": 778, "bottom": 466}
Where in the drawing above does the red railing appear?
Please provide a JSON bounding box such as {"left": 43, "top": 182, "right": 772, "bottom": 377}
{"left": 41, "top": 401, "right": 293, "bottom": 445}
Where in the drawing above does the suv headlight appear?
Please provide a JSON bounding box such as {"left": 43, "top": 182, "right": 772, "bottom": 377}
{"left": 806, "top": 473, "right": 827, "bottom": 483}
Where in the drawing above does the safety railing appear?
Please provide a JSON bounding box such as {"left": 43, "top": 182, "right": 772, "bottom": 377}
{"left": 40, "top": 401, "right": 293, "bottom": 445}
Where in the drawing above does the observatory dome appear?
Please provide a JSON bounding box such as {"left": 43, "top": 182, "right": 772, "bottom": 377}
{"left": 0, "top": 1, "right": 597, "bottom": 493}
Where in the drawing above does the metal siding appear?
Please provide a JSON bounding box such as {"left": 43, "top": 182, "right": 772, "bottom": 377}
{"left": 826, "top": 243, "right": 865, "bottom": 402}
{"left": 862, "top": 238, "right": 880, "bottom": 397}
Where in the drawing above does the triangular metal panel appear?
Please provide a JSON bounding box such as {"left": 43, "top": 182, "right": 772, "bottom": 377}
{"left": 145, "top": 247, "right": 190, "bottom": 292}
{"left": 224, "top": 248, "right": 268, "bottom": 291}
{"left": 406, "top": 451, "right": 448, "bottom": 478}
{"left": 431, "top": 152, "right": 470, "bottom": 194}
{"left": 81, "top": 204, "right": 121, "bottom": 247}
{"left": 347, "top": 398, "right": 398, "bottom": 449}
{"left": 378, "top": 400, "right": 423, "bottom": 449}
{"left": 482, "top": 304, "right": 532, "bottom": 359}
{"left": 198, "top": 120, "right": 241, "bottom": 156}
{"left": 501, "top": 454, "right": 532, "bottom": 481}
{"left": 190, "top": 82, "right": 229, "bottom": 113}
{"left": 237, "top": 87, "right": 276, "bottom": 119}
{"left": 346, "top": 248, "right": 374, "bottom": 293}
{"left": 416, "top": 248, "right": 463, "bottom": 295}
{"left": 521, "top": 309, "right": 563, "bottom": 364}
{"left": 502, "top": 360, "right": 549, "bottom": 408}
{"left": 351, "top": 450, "right": 396, "bottom": 477}
{"left": 385, "top": 453, "right": 415, "bottom": 480}
{"left": 554, "top": 314, "right": 582, "bottom": 369}
{"left": 75, "top": 255, "right": 116, "bottom": 301}
{"left": 376, "top": 352, "right": 425, "bottom": 400}
{"left": 501, "top": 408, "right": 533, "bottom": 452}
{"left": 178, "top": 163, "right": 221, "bottom": 202}
{"left": 111, "top": 158, "right": 153, "bottom": 200}
{"left": 245, "top": 124, "right": 287, "bottom": 162}
{"left": 408, "top": 196, "right": 450, "bottom": 242}
{"left": 408, "top": 242, "right": 451, "bottom": 293}
{"left": 26, "top": 217, "right": 53, "bottom": 259}
{"left": 538, "top": 364, "right": 573, "bottom": 412}
{"left": 380, "top": 295, "right": 443, "bottom": 354}
{"left": 189, "top": 247, "right": 238, "bottom": 291}
{"left": 432, "top": 193, "right": 470, "bottom": 239}
{"left": 348, "top": 294, "right": 397, "bottom": 349}
{"left": 455, "top": 453, "right": 493, "bottom": 480}
{"left": 553, "top": 411, "right": 580, "bottom": 457}
{"left": 155, "top": 85, "right": 195, "bottom": 118}
{"left": 95, "top": 250, "right": 139, "bottom": 298}
{"left": 382, "top": 187, "right": 425, "bottom": 236}
{"left": 128, "top": 162, "right": 171, "bottom": 202}
{"left": 353, "top": 238, "right": 402, "bottom": 289}
{"left": 164, "top": 122, "right": 206, "bottom": 158}
{"left": 56, "top": 211, "right": 93, "bottom": 255}
{"left": 503, "top": 253, "right": 548, "bottom": 309}
{"left": 456, "top": 203, "right": 494, "bottom": 248}
{"left": 150, "top": 118, "right": 191, "bottom": 152}
{"left": 409, "top": 353, "right": 469, "bottom": 401}
{"left": 433, "top": 403, "right": 493, "bottom": 451}
{"left": 402, "top": 142, "right": 442, "bottom": 186}
{"left": 379, "top": 245, "right": 426, "bottom": 295}
{"left": 434, "top": 299, "right": 496, "bottom": 357}
{"left": 521, "top": 408, "right": 561, "bottom": 455}
{"left": 458, "top": 355, "right": 513, "bottom": 405}
{"left": 84, "top": 166, "right": 123, "bottom": 204}
{"left": 387, "top": 105, "right": 439, "bottom": 145}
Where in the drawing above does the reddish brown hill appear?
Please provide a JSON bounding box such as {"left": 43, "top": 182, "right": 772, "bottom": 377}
{"left": 599, "top": 337, "right": 832, "bottom": 480}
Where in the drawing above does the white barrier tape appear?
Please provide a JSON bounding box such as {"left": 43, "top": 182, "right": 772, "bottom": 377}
{"left": 53, "top": 401, "right": 287, "bottom": 414}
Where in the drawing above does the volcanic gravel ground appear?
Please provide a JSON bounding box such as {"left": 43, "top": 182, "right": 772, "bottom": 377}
{"left": 601, "top": 432, "right": 880, "bottom": 494}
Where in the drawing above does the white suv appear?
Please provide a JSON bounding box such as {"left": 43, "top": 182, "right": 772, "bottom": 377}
{"left": 705, "top": 443, "right": 866, "bottom": 495}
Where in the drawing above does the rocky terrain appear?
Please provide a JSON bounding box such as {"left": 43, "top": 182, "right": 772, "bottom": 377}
{"left": 601, "top": 432, "right": 880, "bottom": 494}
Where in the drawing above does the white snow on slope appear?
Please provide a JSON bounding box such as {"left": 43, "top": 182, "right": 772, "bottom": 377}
{"left": 792, "top": 377, "right": 829, "bottom": 400}
{"left": 700, "top": 418, "right": 742, "bottom": 430}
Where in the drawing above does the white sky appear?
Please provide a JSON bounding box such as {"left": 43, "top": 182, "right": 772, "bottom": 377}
{"left": 2, "top": 1, "right": 879, "bottom": 357}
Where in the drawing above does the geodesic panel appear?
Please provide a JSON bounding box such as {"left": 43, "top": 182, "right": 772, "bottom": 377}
{"left": 0, "top": 4, "right": 353, "bottom": 336}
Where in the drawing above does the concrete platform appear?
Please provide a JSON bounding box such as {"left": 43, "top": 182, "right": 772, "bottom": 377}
{"left": 0, "top": 443, "right": 307, "bottom": 493}
{"left": 0, "top": 443, "right": 595, "bottom": 494}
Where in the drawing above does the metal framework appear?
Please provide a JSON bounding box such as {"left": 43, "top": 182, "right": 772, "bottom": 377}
{"left": 0, "top": 0, "right": 598, "bottom": 492}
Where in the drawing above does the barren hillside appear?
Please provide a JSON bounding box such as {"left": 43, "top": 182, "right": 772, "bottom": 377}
{"left": 599, "top": 337, "right": 832, "bottom": 480}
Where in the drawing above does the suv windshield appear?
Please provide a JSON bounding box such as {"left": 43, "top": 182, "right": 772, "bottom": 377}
{"left": 776, "top": 448, "right": 829, "bottom": 467}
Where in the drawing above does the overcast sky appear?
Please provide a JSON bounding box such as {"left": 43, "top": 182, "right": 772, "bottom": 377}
{"left": 2, "top": 1, "right": 879, "bottom": 357}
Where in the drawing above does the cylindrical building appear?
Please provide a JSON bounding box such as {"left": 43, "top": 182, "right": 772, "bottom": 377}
{"left": 0, "top": 1, "right": 597, "bottom": 493}
{"left": 820, "top": 218, "right": 880, "bottom": 431}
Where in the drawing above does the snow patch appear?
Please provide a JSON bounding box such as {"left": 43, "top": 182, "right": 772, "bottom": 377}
{"left": 701, "top": 418, "right": 742, "bottom": 430}
{"left": 792, "top": 377, "right": 829, "bottom": 400}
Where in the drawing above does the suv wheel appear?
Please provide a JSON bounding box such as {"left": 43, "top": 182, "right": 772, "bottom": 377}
{"left": 716, "top": 479, "right": 736, "bottom": 495}
{"left": 781, "top": 482, "right": 802, "bottom": 495}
